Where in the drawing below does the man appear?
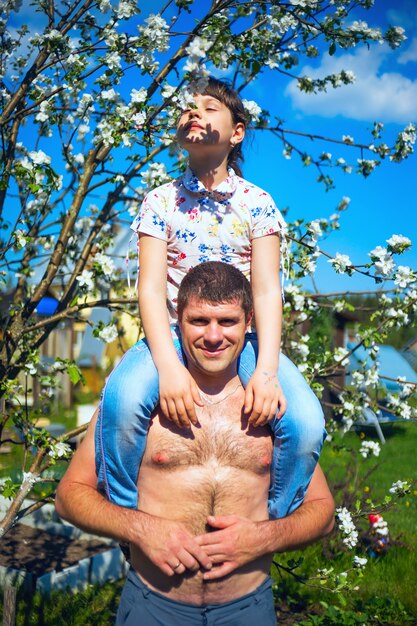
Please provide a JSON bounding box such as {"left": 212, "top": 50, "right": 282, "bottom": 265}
{"left": 56, "top": 262, "right": 334, "bottom": 625}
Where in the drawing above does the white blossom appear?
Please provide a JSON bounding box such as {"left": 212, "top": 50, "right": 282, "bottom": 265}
{"left": 94, "top": 252, "right": 115, "bottom": 277}
{"left": 186, "top": 36, "right": 212, "bottom": 59}
{"left": 336, "top": 507, "right": 358, "bottom": 549}
{"left": 140, "top": 162, "right": 171, "bottom": 189}
{"left": 371, "top": 248, "right": 395, "bottom": 276}
{"left": 106, "top": 51, "right": 122, "bottom": 71}
{"left": 353, "top": 556, "right": 368, "bottom": 568}
{"left": 365, "top": 366, "right": 379, "bottom": 387}
{"left": 36, "top": 101, "right": 50, "bottom": 122}
{"left": 352, "top": 370, "right": 365, "bottom": 386}
{"left": 101, "top": 88, "right": 118, "bottom": 101}
{"left": 25, "top": 363, "right": 37, "bottom": 375}
{"left": 29, "top": 150, "right": 51, "bottom": 166}
{"left": 139, "top": 14, "right": 169, "bottom": 53}
{"left": 334, "top": 300, "right": 345, "bottom": 313}
{"left": 359, "top": 440, "right": 381, "bottom": 458}
{"left": 76, "top": 269, "right": 95, "bottom": 292}
{"left": 285, "top": 284, "right": 305, "bottom": 311}
{"left": 308, "top": 219, "right": 323, "bottom": 239}
{"left": 394, "top": 266, "right": 415, "bottom": 288}
{"left": 369, "top": 245, "right": 387, "bottom": 261}
{"left": 98, "top": 323, "right": 118, "bottom": 343}
{"left": 389, "top": 479, "right": 410, "bottom": 495}
{"left": 130, "top": 87, "right": 148, "bottom": 104}
{"left": 386, "top": 234, "right": 412, "bottom": 253}
{"left": 329, "top": 252, "right": 352, "bottom": 273}
{"left": 77, "top": 124, "right": 90, "bottom": 140}
{"left": 116, "top": 1, "right": 136, "bottom": 19}
{"left": 183, "top": 58, "right": 200, "bottom": 74}
{"left": 49, "top": 441, "right": 72, "bottom": 459}
{"left": 334, "top": 346, "right": 350, "bottom": 365}
{"left": 161, "top": 84, "right": 177, "bottom": 100}
{"left": 242, "top": 99, "right": 262, "bottom": 123}
{"left": 14, "top": 229, "right": 27, "bottom": 249}
{"left": 290, "top": 339, "right": 310, "bottom": 360}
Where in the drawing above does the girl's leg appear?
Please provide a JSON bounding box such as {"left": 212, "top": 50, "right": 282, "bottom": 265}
{"left": 95, "top": 328, "right": 184, "bottom": 508}
{"left": 238, "top": 334, "right": 326, "bottom": 519}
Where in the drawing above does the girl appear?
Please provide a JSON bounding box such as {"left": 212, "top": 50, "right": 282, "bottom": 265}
{"left": 95, "top": 78, "right": 325, "bottom": 518}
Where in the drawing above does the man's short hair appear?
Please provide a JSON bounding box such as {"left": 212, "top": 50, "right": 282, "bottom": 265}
{"left": 177, "top": 261, "right": 252, "bottom": 321}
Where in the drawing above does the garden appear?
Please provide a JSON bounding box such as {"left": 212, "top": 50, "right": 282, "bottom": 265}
{"left": 1, "top": 0, "right": 416, "bottom": 624}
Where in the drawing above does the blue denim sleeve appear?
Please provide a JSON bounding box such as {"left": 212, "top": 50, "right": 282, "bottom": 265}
{"left": 237, "top": 333, "right": 327, "bottom": 519}
{"left": 95, "top": 328, "right": 184, "bottom": 508}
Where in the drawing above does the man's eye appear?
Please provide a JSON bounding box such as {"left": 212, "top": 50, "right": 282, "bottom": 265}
{"left": 220, "top": 319, "right": 237, "bottom": 326}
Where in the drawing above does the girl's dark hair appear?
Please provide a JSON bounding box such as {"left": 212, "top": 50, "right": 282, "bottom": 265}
{"left": 177, "top": 261, "right": 253, "bottom": 322}
{"left": 200, "top": 77, "right": 247, "bottom": 177}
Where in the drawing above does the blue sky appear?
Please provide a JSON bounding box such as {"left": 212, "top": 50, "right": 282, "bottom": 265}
{"left": 237, "top": 0, "right": 417, "bottom": 293}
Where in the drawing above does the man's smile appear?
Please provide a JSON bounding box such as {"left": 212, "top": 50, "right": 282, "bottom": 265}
{"left": 200, "top": 345, "right": 228, "bottom": 357}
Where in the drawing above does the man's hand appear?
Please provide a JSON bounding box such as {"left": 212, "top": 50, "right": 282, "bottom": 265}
{"left": 135, "top": 513, "right": 213, "bottom": 576}
{"left": 195, "top": 515, "right": 265, "bottom": 580}
{"left": 244, "top": 368, "right": 287, "bottom": 426}
{"left": 159, "top": 362, "right": 203, "bottom": 429}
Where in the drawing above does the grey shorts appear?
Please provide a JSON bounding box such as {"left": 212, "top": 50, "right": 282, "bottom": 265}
{"left": 116, "top": 568, "right": 277, "bottom": 625}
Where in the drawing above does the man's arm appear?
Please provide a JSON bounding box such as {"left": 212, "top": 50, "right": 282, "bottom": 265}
{"left": 55, "top": 411, "right": 212, "bottom": 576}
{"left": 195, "top": 464, "right": 335, "bottom": 580}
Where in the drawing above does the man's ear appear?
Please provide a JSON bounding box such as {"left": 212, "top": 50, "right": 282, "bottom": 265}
{"left": 245, "top": 310, "right": 253, "bottom": 331}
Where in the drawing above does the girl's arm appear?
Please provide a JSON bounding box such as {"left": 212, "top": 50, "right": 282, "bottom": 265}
{"left": 246, "top": 232, "right": 287, "bottom": 425}
{"left": 138, "top": 234, "right": 202, "bottom": 427}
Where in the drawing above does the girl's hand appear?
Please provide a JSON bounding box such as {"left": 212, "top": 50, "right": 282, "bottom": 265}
{"left": 244, "top": 368, "right": 286, "bottom": 427}
{"left": 159, "top": 362, "right": 203, "bottom": 429}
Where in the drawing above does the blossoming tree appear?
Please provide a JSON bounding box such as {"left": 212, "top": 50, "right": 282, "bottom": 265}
{"left": 0, "top": 0, "right": 416, "bottom": 598}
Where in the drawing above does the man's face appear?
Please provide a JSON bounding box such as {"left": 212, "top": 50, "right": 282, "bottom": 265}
{"left": 179, "top": 297, "right": 251, "bottom": 380}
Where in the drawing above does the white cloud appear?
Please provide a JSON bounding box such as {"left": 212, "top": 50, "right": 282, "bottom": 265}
{"left": 286, "top": 46, "right": 417, "bottom": 123}
{"left": 398, "top": 37, "right": 417, "bottom": 63}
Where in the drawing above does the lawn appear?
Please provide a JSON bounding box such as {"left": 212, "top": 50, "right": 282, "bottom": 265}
{"left": 273, "top": 420, "right": 417, "bottom": 625}
{"left": 1, "top": 421, "right": 416, "bottom": 625}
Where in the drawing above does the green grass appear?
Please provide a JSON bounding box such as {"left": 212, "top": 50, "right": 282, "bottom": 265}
{"left": 273, "top": 420, "right": 417, "bottom": 625}
{"left": 3, "top": 581, "right": 123, "bottom": 626}
{"left": 0, "top": 406, "right": 77, "bottom": 485}
{"left": 2, "top": 422, "right": 416, "bottom": 625}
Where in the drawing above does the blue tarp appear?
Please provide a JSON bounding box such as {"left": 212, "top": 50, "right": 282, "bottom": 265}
{"left": 347, "top": 342, "right": 417, "bottom": 392}
{"left": 35, "top": 296, "right": 59, "bottom": 316}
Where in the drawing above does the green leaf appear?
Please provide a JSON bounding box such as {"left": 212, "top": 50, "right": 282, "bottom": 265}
{"left": 329, "top": 41, "right": 336, "bottom": 56}
{"left": 67, "top": 363, "right": 85, "bottom": 385}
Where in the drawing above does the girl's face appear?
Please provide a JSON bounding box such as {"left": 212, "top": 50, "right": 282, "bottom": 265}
{"left": 176, "top": 94, "right": 245, "bottom": 158}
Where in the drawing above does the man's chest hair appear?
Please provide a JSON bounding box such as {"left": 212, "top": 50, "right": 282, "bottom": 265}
{"left": 144, "top": 406, "right": 273, "bottom": 475}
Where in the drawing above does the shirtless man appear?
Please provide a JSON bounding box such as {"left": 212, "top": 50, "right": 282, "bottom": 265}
{"left": 56, "top": 262, "right": 334, "bottom": 625}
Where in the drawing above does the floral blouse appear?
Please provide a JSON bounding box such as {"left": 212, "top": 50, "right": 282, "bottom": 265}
{"left": 130, "top": 166, "right": 287, "bottom": 322}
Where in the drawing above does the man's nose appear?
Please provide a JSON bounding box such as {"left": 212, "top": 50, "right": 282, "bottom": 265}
{"left": 204, "top": 322, "right": 223, "bottom": 344}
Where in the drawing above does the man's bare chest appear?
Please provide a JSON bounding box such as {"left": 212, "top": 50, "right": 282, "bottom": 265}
{"left": 142, "top": 403, "right": 273, "bottom": 476}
